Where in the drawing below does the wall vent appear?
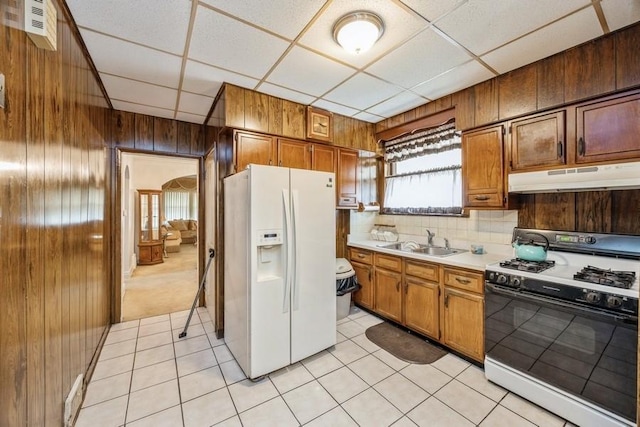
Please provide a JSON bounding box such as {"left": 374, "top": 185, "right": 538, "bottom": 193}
{"left": 64, "top": 374, "right": 84, "bottom": 427}
{"left": 24, "top": 0, "right": 57, "bottom": 51}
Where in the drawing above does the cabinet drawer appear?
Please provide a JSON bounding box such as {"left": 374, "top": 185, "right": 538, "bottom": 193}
{"left": 465, "top": 193, "right": 502, "bottom": 207}
{"left": 338, "top": 196, "right": 357, "bottom": 207}
{"left": 443, "top": 268, "right": 483, "bottom": 293}
{"left": 349, "top": 248, "right": 372, "bottom": 265}
{"left": 374, "top": 253, "right": 402, "bottom": 272}
{"left": 405, "top": 260, "right": 439, "bottom": 282}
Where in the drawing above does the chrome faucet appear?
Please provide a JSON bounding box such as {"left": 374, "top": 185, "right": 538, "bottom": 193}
{"left": 425, "top": 229, "right": 435, "bottom": 246}
{"left": 444, "top": 238, "right": 450, "bottom": 250}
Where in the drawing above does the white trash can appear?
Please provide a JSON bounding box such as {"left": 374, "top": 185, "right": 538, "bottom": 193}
{"left": 336, "top": 258, "right": 359, "bottom": 320}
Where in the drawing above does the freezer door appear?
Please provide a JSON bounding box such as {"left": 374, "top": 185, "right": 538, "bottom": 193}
{"left": 289, "top": 169, "right": 337, "bottom": 363}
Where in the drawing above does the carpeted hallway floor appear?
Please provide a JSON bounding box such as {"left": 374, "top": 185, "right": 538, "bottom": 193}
{"left": 122, "top": 244, "right": 198, "bottom": 321}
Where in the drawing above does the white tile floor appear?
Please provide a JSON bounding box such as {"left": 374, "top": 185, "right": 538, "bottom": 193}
{"left": 76, "top": 306, "right": 576, "bottom": 427}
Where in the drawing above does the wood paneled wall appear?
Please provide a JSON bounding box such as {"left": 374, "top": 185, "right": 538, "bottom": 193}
{"left": 0, "top": 2, "right": 111, "bottom": 426}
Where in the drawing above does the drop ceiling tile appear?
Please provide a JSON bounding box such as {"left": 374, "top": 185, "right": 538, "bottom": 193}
{"left": 312, "top": 99, "right": 360, "bottom": 117}
{"left": 299, "top": 0, "right": 428, "bottom": 69}
{"left": 80, "top": 30, "right": 182, "bottom": 89}
{"left": 435, "top": 0, "right": 591, "bottom": 55}
{"left": 111, "top": 100, "right": 175, "bottom": 120}
{"left": 601, "top": 0, "right": 640, "bottom": 31}
{"left": 182, "top": 61, "right": 259, "bottom": 98}
{"left": 354, "top": 111, "right": 385, "bottom": 123}
{"left": 256, "top": 83, "right": 317, "bottom": 105}
{"left": 199, "top": 0, "right": 325, "bottom": 39}
{"left": 267, "top": 46, "right": 356, "bottom": 97}
{"left": 66, "top": 0, "right": 191, "bottom": 55}
{"left": 412, "top": 60, "right": 494, "bottom": 100}
{"left": 366, "top": 27, "right": 471, "bottom": 89}
{"left": 176, "top": 112, "right": 206, "bottom": 125}
{"left": 324, "top": 73, "right": 401, "bottom": 110}
{"left": 481, "top": 8, "right": 603, "bottom": 74}
{"left": 189, "top": 6, "right": 290, "bottom": 79}
{"left": 400, "top": 0, "right": 469, "bottom": 22}
{"left": 178, "top": 92, "right": 214, "bottom": 116}
{"left": 101, "top": 74, "right": 178, "bottom": 111}
{"left": 366, "top": 90, "right": 427, "bottom": 117}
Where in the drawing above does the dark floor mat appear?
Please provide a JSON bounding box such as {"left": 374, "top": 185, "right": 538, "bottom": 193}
{"left": 365, "top": 322, "right": 447, "bottom": 364}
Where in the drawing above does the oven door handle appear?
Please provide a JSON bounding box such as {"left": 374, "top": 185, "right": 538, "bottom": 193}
{"left": 485, "top": 282, "right": 638, "bottom": 325}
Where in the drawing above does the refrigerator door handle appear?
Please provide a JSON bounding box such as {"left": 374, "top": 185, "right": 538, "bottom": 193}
{"left": 282, "top": 189, "right": 292, "bottom": 314}
{"left": 291, "top": 189, "right": 301, "bottom": 311}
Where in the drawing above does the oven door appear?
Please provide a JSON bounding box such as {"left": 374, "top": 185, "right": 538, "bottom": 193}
{"left": 484, "top": 282, "right": 637, "bottom": 423}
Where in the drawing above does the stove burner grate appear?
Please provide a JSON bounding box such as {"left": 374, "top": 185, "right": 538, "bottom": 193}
{"left": 499, "top": 259, "right": 556, "bottom": 273}
{"left": 573, "top": 265, "right": 637, "bottom": 289}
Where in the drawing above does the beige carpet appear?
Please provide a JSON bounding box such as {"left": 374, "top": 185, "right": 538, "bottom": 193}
{"left": 122, "top": 244, "right": 198, "bottom": 321}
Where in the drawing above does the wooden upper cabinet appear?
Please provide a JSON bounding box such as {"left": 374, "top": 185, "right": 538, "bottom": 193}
{"left": 474, "top": 79, "right": 499, "bottom": 127}
{"left": 509, "top": 110, "right": 566, "bottom": 171}
{"left": 576, "top": 91, "right": 640, "bottom": 164}
{"left": 235, "top": 130, "right": 276, "bottom": 172}
{"left": 564, "top": 37, "right": 615, "bottom": 103}
{"left": 282, "top": 100, "right": 306, "bottom": 139}
{"left": 277, "top": 138, "right": 310, "bottom": 169}
{"left": 462, "top": 125, "right": 506, "bottom": 208}
{"left": 498, "top": 65, "right": 537, "bottom": 120}
{"left": 311, "top": 144, "right": 336, "bottom": 173}
{"left": 337, "top": 148, "right": 358, "bottom": 208}
{"left": 225, "top": 84, "right": 245, "bottom": 128}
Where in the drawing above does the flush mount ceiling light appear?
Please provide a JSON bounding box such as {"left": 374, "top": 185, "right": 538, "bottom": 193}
{"left": 332, "top": 11, "right": 384, "bottom": 54}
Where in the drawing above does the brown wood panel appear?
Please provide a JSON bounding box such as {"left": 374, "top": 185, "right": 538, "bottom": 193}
{"left": 474, "top": 79, "right": 499, "bottom": 126}
{"left": 111, "top": 110, "right": 135, "bottom": 148}
{"left": 611, "top": 190, "right": 640, "bottom": 235}
{"left": 452, "top": 87, "right": 475, "bottom": 131}
{"left": 268, "top": 96, "right": 283, "bottom": 136}
{"left": 576, "top": 192, "right": 611, "bottom": 232}
{"left": 533, "top": 193, "right": 576, "bottom": 231}
{"left": 244, "top": 90, "right": 269, "bottom": 132}
{"left": 153, "top": 117, "right": 177, "bottom": 152}
{"left": 225, "top": 84, "right": 244, "bottom": 128}
{"left": 177, "top": 121, "right": 193, "bottom": 154}
{"left": 616, "top": 24, "right": 640, "bottom": 89}
{"left": 134, "top": 114, "right": 154, "bottom": 151}
{"left": 537, "top": 54, "right": 565, "bottom": 109}
{"left": 498, "top": 65, "right": 537, "bottom": 119}
{"left": 564, "top": 36, "right": 615, "bottom": 102}
{"left": 282, "top": 99, "right": 305, "bottom": 139}
{"left": 336, "top": 210, "right": 350, "bottom": 259}
{"left": 190, "top": 124, "right": 204, "bottom": 155}
{"left": 311, "top": 144, "right": 336, "bottom": 173}
{"left": 434, "top": 95, "right": 453, "bottom": 112}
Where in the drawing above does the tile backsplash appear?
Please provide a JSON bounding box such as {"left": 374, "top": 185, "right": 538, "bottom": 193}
{"left": 350, "top": 210, "right": 518, "bottom": 245}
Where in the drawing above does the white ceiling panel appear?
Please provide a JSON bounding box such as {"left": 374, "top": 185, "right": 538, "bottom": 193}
{"left": 366, "top": 90, "right": 427, "bottom": 117}
{"left": 176, "top": 112, "right": 207, "bottom": 125}
{"left": 101, "top": 74, "right": 178, "bottom": 111}
{"left": 178, "top": 92, "right": 214, "bottom": 116}
{"left": 399, "top": 0, "right": 468, "bottom": 22}
{"left": 199, "top": 0, "right": 326, "bottom": 39}
{"left": 80, "top": 30, "right": 182, "bottom": 89}
{"left": 255, "top": 83, "right": 317, "bottom": 106}
{"left": 182, "top": 61, "right": 259, "bottom": 98}
{"left": 66, "top": 0, "right": 191, "bottom": 55}
{"left": 435, "top": 0, "right": 591, "bottom": 55}
{"left": 412, "top": 60, "right": 494, "bottom": 100}
{"left": 354, "top": 111, "right": 385, "bottom": 123}
{"left": 601, "top": 0, "right": 640, "bottom": 31}
{"left": 311, "top": 99, "right": 360, "bottom": 117}
{"left": 189, "top": 6, "right": 290, "bottom": 78}
{"left": 299, "top": 0, "right": 428, "bottom": 68}
{"left": 324, "top": 73, "right": 402, "bottom": 110}
{"left": 111, "top": 100, "right": 175, "bottom": 120}
{"left": 366, "top": 28, "right": 471, "bottom": 88}
{"left": 481, "top": 8, "right": 603, "bottom": 74}
{"left": 267, "top": 46, "right": 356, "bottom": 96}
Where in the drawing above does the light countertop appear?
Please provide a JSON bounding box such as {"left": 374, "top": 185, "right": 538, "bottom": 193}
{"left": 347, "top": 237, "right": 512, "bottom": 271}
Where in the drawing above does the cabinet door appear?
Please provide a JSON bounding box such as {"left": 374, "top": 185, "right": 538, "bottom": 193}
{"left": 374, "top": 268, "right": 402, "bottom": 323}
{"left": 312, "top": 144, "right": 336, "bottom": 173}
{"left": 404, "top": 278, "right": 439, "bottom": 340}
{"left": 443, "top": 287, "right": 484, "bottom": 361}
{"left": 510, "top": 111, "right": 565, "bottom": 170}
{"left": 352, "top": 262, "right": 373, "bottom": 310}
{"left": 235, "top": 131, "right": 276, "bottom": 172}
{"left": 576, "top": 92, "right": 640, "bottom": 163}
{"left": 278, "top": 138, "right": 310, "bottom": 169}
{"left": 337, "top": 148, "right": 358, "bottom": 208}
{"left": 462, "top": 125, "right": 506, "bottom": 208}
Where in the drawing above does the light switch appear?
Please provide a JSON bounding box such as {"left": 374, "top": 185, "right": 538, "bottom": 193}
{"left": 0, "top": 73, "right": 5, "bottom": 109}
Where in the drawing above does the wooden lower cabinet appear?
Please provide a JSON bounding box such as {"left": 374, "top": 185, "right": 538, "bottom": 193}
{"left": 138, "top": 241, "right": 164, "bottom": 265}
{"left": 352, "top": 261, "right": 373, "bottom": 310}
{"left": 374, "top": 267, "right": 403, "bottom": 323}
{"left": 442, "top": 287, "right": 484, "bottom": 361}
{"left": 404, "top": 277, "right": 439, "bottom": 339}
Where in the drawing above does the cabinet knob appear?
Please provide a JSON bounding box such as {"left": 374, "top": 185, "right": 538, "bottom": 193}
{"left": 474, "top": 195, "right": 490, "bottom": 201}
{"left": 557, "top": 141, "right": 563, "bottom": 158}
{"left": 444, "top": 294, "right": 449, "bottom": 308}
{"left": 455, "top": 277, "right": 471, "bottom": 285}
{"left": 396, "top": 281, "right": 401, "bottom": 292}
{"left": 578, "top": 137, "right": 585, "bottom": 156}
{"left": 357, "top": 253, "right": 365, "bottom": 258}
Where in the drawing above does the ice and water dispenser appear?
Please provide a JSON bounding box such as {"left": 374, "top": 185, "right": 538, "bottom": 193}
{"left": 256, "top": 229, "right": 284, "bottom": 281}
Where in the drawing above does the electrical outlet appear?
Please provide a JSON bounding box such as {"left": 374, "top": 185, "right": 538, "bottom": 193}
{"left": 0, "top": 73, "right": 5, "bottom": 109}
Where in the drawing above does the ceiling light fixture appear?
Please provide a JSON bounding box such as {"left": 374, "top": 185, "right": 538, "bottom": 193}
{"left": 332, "top": 11, "right": 384, "bottom": 54}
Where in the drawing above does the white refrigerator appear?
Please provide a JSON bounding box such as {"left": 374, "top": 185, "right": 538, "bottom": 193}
{"left": 224, "top": 164, "right": 336, "bottom": 379}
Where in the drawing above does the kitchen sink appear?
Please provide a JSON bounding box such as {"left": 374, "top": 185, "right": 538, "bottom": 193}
{"left": 377, "top": 241, "right": 428, "bottom": 251}
{"left": 411, "top": 246, "right": 467, "bottom": 257}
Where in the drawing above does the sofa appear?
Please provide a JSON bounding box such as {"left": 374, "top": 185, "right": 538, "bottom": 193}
{"left": 167, "top": 219, "right": 198, "bottom": 245}
{"left": 161, "top": 225, "right": 182, "bottom": 253}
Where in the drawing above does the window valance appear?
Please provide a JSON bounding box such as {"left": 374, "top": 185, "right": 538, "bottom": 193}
{"left": 384, "top": 120, "right": 460, "bottom": 163}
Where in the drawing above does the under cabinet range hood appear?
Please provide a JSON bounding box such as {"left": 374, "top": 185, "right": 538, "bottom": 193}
{"left": 508, "top": 161, "right": 640, "bottom": 193}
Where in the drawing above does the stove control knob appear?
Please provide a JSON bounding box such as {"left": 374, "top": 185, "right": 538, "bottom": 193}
{"left": 497, "top": 274, "right": 508, "bottom": 285}
{"left": 585, "top": 292, "right": 601, "bottom": 303}
{"left": 606, "top": 296, "right": 623, "bottom": 308}
{"left": 510, "top": 277, "right": 521, "bottom": 287}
